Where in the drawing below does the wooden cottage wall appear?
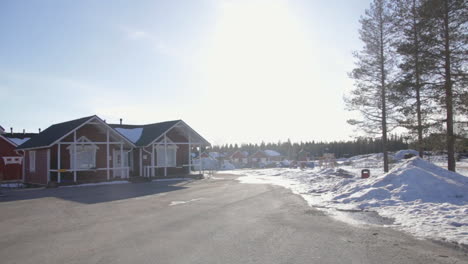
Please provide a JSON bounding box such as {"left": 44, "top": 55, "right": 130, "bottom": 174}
{"left": 24, "top": 149, "right": 48, "bottom": 185}
{"left": 0, "top": 137, "right": 23, "bottom": 181}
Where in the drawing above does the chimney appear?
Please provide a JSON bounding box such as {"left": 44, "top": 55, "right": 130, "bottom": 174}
{"left": 39, "top": 128, "right": 41, "bottom": 133}
{"left": 10, "top": 127, "right": 13, "bottom": 134}
{"left": 120, "top": 118, "right": 123, "bottom": 125}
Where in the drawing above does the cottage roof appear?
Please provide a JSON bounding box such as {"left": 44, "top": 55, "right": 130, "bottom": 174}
{"left": 17, "top": 115, "right": 135, "bottom": 150}
{"left": 111, "top": 120, "right": 210, "bottom": 147}
{"left": 2, "top": 132, "right": 38, "bottom": 146}
{"left": 110, "top": 120, "right": 180, "bottom": 146}
{"left": 228, "top": 150, "right": 248, "bottom": 159}
{"left": 16, "top": 116, "right": 95, "bottom": 150}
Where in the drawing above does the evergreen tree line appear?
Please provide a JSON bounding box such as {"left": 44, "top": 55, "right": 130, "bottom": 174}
{"left": 346, "top": 0, "right": 466, "bottom": 172}
{"left": 211, "top": 135, "right": 408, "bottom": 160}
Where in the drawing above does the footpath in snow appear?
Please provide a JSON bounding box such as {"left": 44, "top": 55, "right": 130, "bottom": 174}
{"left": 227, "top": 155, "right": 468, "bottom": 247}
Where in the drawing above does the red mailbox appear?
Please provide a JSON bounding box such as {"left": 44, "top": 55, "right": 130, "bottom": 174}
{"left": 361, "top": 169, "right": 370, "bottom": 178}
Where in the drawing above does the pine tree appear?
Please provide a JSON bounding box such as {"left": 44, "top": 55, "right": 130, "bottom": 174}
{"left": 346, "top": 0, "right": 397, "bottom": 172}
{"left": 392, "top": 0, "right": 435, "bottom": 158}
{"left": 420, "top": 0, "right": 467, "bottom": 171}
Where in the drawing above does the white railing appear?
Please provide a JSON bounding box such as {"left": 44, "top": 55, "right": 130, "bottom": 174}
{"left": 49, "top": 167, "right": 130, "bottom": 180}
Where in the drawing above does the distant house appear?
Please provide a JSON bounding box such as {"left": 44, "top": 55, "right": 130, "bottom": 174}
{"left": 16, "top": 115, "right": 210, "bottom": 185}
{"left": 208, "top": 152, "right": 226, "bottom": 160}
{"left": 0, "top": 129, "right": 36, "bottom": 181}
{"left": 200, "top": 152, "right": 210, "bottom": 158}
{"left": 228, "top": 150, "right": 249, "bottom": 165}
{"left": 250, "top": 150, "right": 283, "bottom": 164}
{"left": 297, "top": 149, "right": 310, "bottom": 162}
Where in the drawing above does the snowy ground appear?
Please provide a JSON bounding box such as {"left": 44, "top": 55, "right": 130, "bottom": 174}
{"left": 226, "top": 153, "right": 468, "bottom": 247}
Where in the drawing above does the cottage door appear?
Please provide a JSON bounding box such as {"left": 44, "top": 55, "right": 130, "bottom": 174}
{"left": 113, "top": 150, "right": 128, "bottom": 178}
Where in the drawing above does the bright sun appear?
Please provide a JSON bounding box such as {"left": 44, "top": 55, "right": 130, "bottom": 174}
{"left": 201, "top": 0, "right": 318, "bottom": 104}
{"left": 197, "top": 0, "right": 342, "bottom": 144}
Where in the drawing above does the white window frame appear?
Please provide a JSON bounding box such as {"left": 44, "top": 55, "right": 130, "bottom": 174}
{"left": 3, "top": 157, "right": 22, "bottom": 165}
{"left": 67, "top": 136, "right": 99, "bottom": 169}
{"left": 156, "top": 138, "right": 178, "bottom": 167}
{"left": 29, "top": 151, "right": 36, "bottom": 172}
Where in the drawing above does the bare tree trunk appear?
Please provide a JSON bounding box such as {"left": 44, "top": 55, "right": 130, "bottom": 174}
{"left": 379, "top": 7, "right": 389, "bottom": 173}
{"left": 443, "top": 0, "right": 456, "bottom": 171}
{"left": 412, "top": 0, "right": 424, "bottom": 158}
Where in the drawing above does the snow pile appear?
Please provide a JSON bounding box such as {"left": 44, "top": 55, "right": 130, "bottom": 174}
{"left": 393, "top": 149, "right": 419, "bottom": 160}
{"left": 333, "top": 158, "right": 467, "bottom": 204}
{"left": 221, "top": 161, "right": 236, "bottom": 170}
{"left": 330, "top": 158, "right": 468, "bottom": 245}
{"left": 347, "top": 153, "right": 389, "bottom": 169}
{"left": 230, "top": 157, "right": 468, "bottom": 246}
{"left": 1, "top": 182, "right": 25, "bottom": 188}
{"left": 317, "top": 167, "right": 354, "bottom": 178}
{"left": 192, "top": 157, "right": 218, "bottom": 171}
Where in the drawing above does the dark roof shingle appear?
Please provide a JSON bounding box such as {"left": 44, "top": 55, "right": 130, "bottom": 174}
{"left": 110, "top": 120, "right": 180, "bottom": 146}
{"left": 16, "top": 116, "right": 95, "bottom": 150}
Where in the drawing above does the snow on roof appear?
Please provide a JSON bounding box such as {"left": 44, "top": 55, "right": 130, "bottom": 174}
{"left": 264, "top": 150, "right": 281, "bottom": 157}
{"left": 209, "top": 152, "right": 225, "bottom": 158}
{"left": 115, "top": 127, "right": 144, "bottom": 143}
{"left": 8, "top": 137, "right": 31, "bottom": 146}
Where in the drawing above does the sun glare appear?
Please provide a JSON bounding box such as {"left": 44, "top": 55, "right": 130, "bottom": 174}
{"left": 196, "top": 0, "right": 330, "bottom": 143}
{"left": 201, "top": 0, "right": 318, "bottom": 104}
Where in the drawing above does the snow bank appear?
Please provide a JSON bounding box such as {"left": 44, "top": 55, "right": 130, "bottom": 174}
{"left": 192, "top": 157, "right": 218, "bottom": 171}
{"left": 393, "top": 149, "right": 419, "bottom": 160}
{"left": 232, "top": 157, "right": 468, "bottom": 246}
{"left": 221, "top": 161, "right": 236, "bottom": 170}
{"left": 334, "top": 158, "right": 467, "bottom": 204}
{"left": 1, "top": 182, "right": 25, "bottom": 188}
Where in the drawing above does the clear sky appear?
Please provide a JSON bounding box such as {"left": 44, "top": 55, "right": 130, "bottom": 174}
{"left": 0, "top": 0, "right": 371, "bottom": 145}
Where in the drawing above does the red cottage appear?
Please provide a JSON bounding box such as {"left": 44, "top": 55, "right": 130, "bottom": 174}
{"left": 16, "top": 115, "right": 210, "bottom": 185}
{"left": 228, "top": 150, "right": 249, "bottom": 165}
{"left": 0, "top": 127, "right": 36, "bottom": 181}
{"left": 250, "top": 150, "right": 283, "bottom": 164}
{"left": 110, "top": 119, "right": 210, "bottom": 178}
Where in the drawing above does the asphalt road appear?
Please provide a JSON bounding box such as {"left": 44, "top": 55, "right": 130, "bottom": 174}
{"left": 0, "top": 174, "right": 467, "bottom": 264}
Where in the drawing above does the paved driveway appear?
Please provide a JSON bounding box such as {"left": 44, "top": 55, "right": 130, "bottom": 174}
{"left": 0, "top": 175, "right": 467, "bottom": 264}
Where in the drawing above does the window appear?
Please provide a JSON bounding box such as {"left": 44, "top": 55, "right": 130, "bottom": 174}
{"left": 157, "top": 146, "right": 177, "bottom": 167}
{"left": 156, "top": 138, "right": 178, "bottom": 167}
{"left": 29, "top": 151, "right": 36, "bottom": 172}
{"left": 68, "top": 136, "right": 99, "bottom": 169}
